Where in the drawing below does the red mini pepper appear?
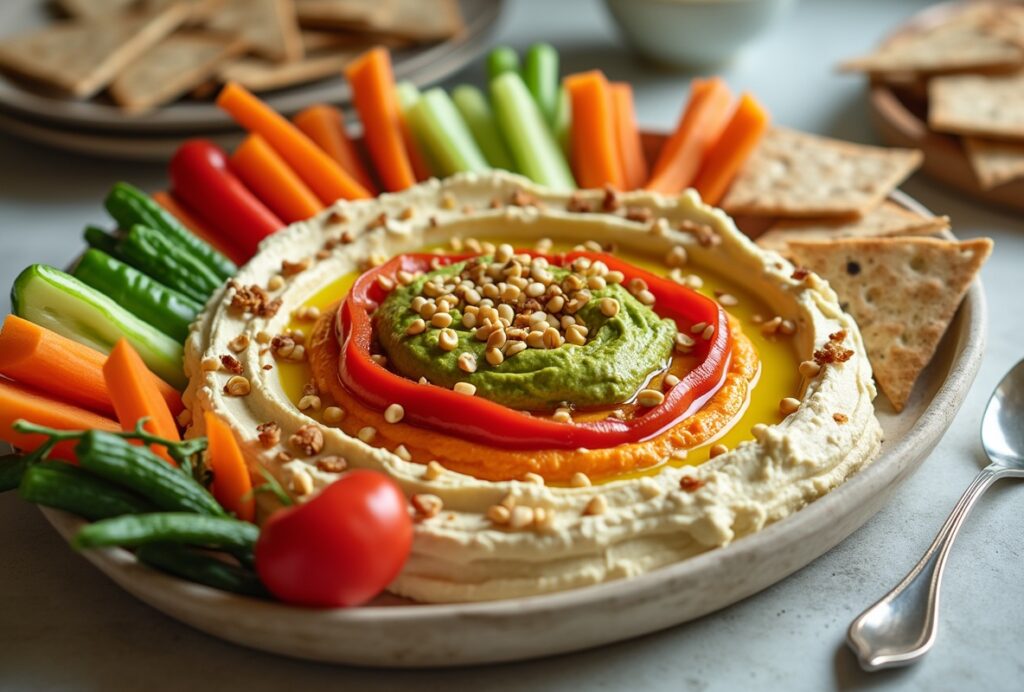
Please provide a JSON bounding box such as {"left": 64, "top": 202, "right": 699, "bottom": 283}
{"left": 336, "top": 251, "right": 733, "bottom": 451}
{"left": 169, "top": 139, "right": 284, "bottom": 262}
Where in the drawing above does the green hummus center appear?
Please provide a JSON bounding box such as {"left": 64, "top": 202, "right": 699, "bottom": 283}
{"left": 375, "top": 254, "right": 677, "bottom": 410}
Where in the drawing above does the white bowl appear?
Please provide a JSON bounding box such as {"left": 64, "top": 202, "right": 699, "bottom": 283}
{"left": 603, "top": 0, "right": 796, "bottom": 68}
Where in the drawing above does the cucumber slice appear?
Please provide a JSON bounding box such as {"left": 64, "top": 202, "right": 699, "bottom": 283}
{"left": 11, "top": 264, "right": 186, "bottom": 389}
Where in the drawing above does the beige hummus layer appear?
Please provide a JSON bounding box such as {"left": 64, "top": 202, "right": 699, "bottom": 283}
{"left": 182, "top": 171, "right": 883, "bottom": 603}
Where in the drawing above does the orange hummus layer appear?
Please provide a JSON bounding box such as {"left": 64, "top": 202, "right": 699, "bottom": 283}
{"left": 308, "top": 310, "right": 759, "bottom": 484}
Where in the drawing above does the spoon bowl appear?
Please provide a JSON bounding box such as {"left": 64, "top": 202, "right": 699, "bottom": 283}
{"left": 848, "top": 358, "right": 1024, "bottom": 670}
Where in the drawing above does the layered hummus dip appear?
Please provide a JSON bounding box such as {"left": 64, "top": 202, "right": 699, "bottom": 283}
{"left": 183, "top": 171, "right": 882, "bottom": 603}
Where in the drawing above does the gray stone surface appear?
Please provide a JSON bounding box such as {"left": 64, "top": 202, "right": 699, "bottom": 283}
{"left": 0, "top": 0, "right": 1021, "bottom": 689}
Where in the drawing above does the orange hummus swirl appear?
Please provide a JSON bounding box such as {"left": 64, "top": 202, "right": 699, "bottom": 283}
{"left": 308, "top": 309, "right": 759, "bottom": 483}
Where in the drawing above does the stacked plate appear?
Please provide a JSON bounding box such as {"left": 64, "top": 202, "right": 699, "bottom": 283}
{"left": 0, "top": 0, "right": 503, "bottom": 161}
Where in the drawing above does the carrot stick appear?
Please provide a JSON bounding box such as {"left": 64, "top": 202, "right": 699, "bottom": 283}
{"left": 152, "top": 191, "right": 247, "bottom": 266}
{"left": 564, "top": 70, "right": 625, "bottom": 190}
{"left": 692, "top": 92, "right": 770, "bottom": 205}
{"left": 229, "top": 134, "right": 324, "bottom": 224}
{"left": 216, "top": 82, "right": 371, "bottom": 204}
{"left": 0, "top": 315, "right": 183, "bottom": 418}
{"left": 204, "top": 411, "right": 255, "bottom": 522}
{"left": 293, "top": 104, "right": 378, "bottom": 195}
{"left": 610, "top": 82, "right": 647, "bottom": 190}
{"left": 645, "top": 77, "right": 734, "bottom": 195}
{"left": 345, "top": 48, "right": 417, "bottom": 192}
{"left": 0, "top": 379, "right": 119, "bottom": 462}
{"left": 102, "top": 339, "right": 181, "bottom": 465}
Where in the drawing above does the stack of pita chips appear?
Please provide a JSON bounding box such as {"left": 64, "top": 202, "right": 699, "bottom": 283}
{"left": 841, "top": 1, "right": 1024, "bottom": 189}
{"left": 0, "top": 0, "right": 464, "bottom": 114}
{"left": 720, "top": 125, "right": 991, "bottom": 412}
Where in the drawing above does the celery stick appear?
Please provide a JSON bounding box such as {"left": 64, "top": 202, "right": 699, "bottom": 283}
{"left": 553, "top": 84, "right": 572, "bottom": 157}
{"left": 407, "top": 88, "right": 490, "bottom": 177}
{"left": 487, "top": 46, "right": 520, "bottom": 81}
{"left": 452, "top": 85, "right": 516, "bottom": 171}
{"left": 491, "top": 71, "right": 576, "bottom": 190}
{"left": 395, "top": 81, "right": 443, "bottom": 176}
{"left": 523, "top": 43, "right": 560, "bottom": 127}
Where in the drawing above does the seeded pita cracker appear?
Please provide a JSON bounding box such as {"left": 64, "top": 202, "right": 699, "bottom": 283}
{"left": 756, "top": 201, "right": 949, "bottom": 254}
{"left": 929, "top": 72, "right": 1024, "bottom": 141}
{"left": 377, "top": 0, "right": 464, "bottom": 42}
{"left": 719, "top": 128, "right": 923, "bottom": 218}
{"left": 0, "top": 4, "right": 188, "bottom": 98}
{"left": 840, "top": 4, "right": 1024, "bottom": 75}
{"left": 786, "top": 236, "right": 992, "bottom": 411}
{"left": 56, "top": 0, "right": 136, "bottom": 16}
{"left": 963, "top": 136, "right": 1024, "bottom": 188}
{"left": 110, "top": 30, "right": 245, "bottom": 114}
{"left": 295, "top": 0, "right": 396, "bottom": 30}
{"left": 218, "top": 52, "right": 357, "bottom": 91}
{"left": 207, "top": 0, "right": 303, "bottom": 62}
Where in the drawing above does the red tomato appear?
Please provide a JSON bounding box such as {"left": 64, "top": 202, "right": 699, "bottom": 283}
{"left": 254, "top": 470, "right": 413, "bottom": 607}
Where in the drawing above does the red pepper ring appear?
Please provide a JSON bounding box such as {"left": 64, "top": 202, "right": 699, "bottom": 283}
{"left": 335, "top": 251, "right": 733, "bottom": 451}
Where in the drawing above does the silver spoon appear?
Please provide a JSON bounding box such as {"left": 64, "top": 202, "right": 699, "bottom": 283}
{"left": 847, "top": 358, "right": 1024, "bottom": 671}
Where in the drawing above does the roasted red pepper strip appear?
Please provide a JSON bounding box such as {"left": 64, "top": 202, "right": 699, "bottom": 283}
{"left": 169, "top": 139, "right": 284, "bottom": 262}
{"left": 336, "top": 251, "right": 732, "bottom": 451}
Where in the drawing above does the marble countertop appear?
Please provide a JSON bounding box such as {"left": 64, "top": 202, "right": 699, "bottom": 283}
{"left": 0, "top": 1, "right": 1021, "bottom": 690}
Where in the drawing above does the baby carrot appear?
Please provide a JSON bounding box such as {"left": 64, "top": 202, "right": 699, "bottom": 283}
{"left": 565, "top": 70, "right": 624, "bottom": 190}
{"left": 217, "top": 82, "right": 370, "bottom": 203}
{"left": 692, "top": 92, "right": 770, "bottom": 205}
{"left": 610, "top": 82, "right": 647, "bottom": 190}
{"left": 229, "top": 134, "right": 324, "bottom": 224}
{"left": 293, "top": 104, "right": 377, "bottom": 195}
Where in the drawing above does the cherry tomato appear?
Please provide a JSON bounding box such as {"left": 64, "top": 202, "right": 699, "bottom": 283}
{"left": 254, "top": 470, "right": 413, "bottom": 607}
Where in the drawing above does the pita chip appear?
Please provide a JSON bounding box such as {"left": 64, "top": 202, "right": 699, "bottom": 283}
{"left": 929, "top": 71, "right": 1024, "bottom": 141}
{"left": 786, "top": 236, "right": 992, "bottom": 411}
{"left": 206, "top": 0, "right": 303, "bottom": 62}
{"left": 720, "top": 128, "right": 922, "bottom": 218}
{"left": 110, "top": 30, "right": 245, "bottom": 114}
{"left": 840, "top": 4, "right": 1024, "bottom": 75}
{"left": 963, "top": 136, "right": 1024, "bottom": 188}
{"left": 0, "top": 4, "right": 188, "bottom": 98}
{"left": 756, "top": 202, "right": 949, "bottom": 254}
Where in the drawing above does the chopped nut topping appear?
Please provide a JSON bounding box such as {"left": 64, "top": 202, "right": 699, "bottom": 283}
{"left": 509, "top": 505, "right": 535, "bottom": 529}
{"left": 487, "top": 504, "right": 511, "bottom": 525}
{"left": 412, "top": 493, "right": 443, "bottom": 519}
{"left": 523, "top": 472, "right": 545, "bottom": 485}
{"left": 257, "top": 421, "right": 281, "bottom": 448}
{"left": 393, "top": 444, "right": 412, "bottom": 461}
{"left": 665, "top": 245, "right": 688, "bottom": 268}
{"left": 289, "top": 424, "right": 324, "bottom": 456}
{"left": 384, "top": 403, "right": 405, "bottom": 424}
{"left": 583, "top": 495, "right": 607, "bottom": 516}
{"left": 201, "top": 356, "right": 220, "bottom": 372}
{"left": 624, "top": 206, "right": 652, "bottom": 224}
{"left": 791, "top": 266, "right": 810, "bottom": 281}
{"left": 751, "top": 423, "right": 768, "bottom": 441}
{"left": 423, "top": 460, "right": 444, "bottom": 480}
{"left": 267, "top": 275, "right": 285, "bottom": 291}
{"left": 510, "top": 189, "right": 538, "bottom": 207}
{"left": 567, "top": 192, "right": 594, "bottom": 213}
{"left": 357, "top": 426, "right": 376, "bottom": 443}
{"left": 458, "top": 352, "right": 478, "bottom": 373}
{"left": 293, "top": 305, "right": 321, "bottom": 322}
{"left": 715, "top": 292, "right": 738, "bottom": 307}
{"left": 224, "top": 375, "right": 250, "bottom": 396}
{"left": 453, "top": 382, "right": 476, "bottom": 396}
{"left": 798, "top": 360, "right": 822, "bottom": 378}
{"left": 298, "top": 394, "right": 322, "bottom": 411}
{"left": 833, "top": 413, "right": 849, "bottom": 424}
{"left": 709, "top": 443, "right": 728, "bottom": 459}
{"left": 679, "top": 476, "right": 704, "bottom": 493}
{"left": 281, "top": 257, "right": 312, "bottom": 277}
{"left": 637, "top": 388, "right": 665, "bottom": 407}
{"left": 327, "top": 210, "right": 348, "bottom": 225}
{"left": 228, "top": 281, "right": 283, "bottom": 319}
{"left": 316, "top": 456, "right": 348, "bottom": 473}
{"left": 664, "top": 373, "right": 680, "bottom": 389}
{"left": 779, "top": 397, "right": 801, "bottom": 416}
{"left": 570, "top": 472, "right": 591, "bottom": 488}
{"left": 814, "top": 330, "right": 854, "bottom": 365}
{"left": 677, "top": 219, "right": 719, "bottom": 247}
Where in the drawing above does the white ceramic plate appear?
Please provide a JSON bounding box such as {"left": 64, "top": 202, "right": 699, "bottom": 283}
{"left": 36, "top": 190, "right": 987, "bottom": 668}
{"left": 0, "top": 0, "right": 503, "bottom": 135}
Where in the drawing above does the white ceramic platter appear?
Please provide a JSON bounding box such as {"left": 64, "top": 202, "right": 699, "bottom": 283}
{"left": 0, "top": 0, "right": 503, "bottom": 135}
{"left": 36, "top": 190, "right": 986, "bottom": 668}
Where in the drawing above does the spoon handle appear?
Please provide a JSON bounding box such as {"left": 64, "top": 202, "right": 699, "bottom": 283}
{"left": 847, "top": 464, "right": 1001, "bottom": 671}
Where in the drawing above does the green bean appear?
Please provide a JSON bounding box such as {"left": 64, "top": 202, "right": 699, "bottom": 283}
{"left": 75, "top": 431, "right": 225, "bottom": 517}
{"left": 74, "top": 512, "right": 258, "bottom": 552}
{"left": 135, "top": 543, "right": 268, "bottom": 597}
{"left": 19, "top": 461, "right": 151, "bottom": 520}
